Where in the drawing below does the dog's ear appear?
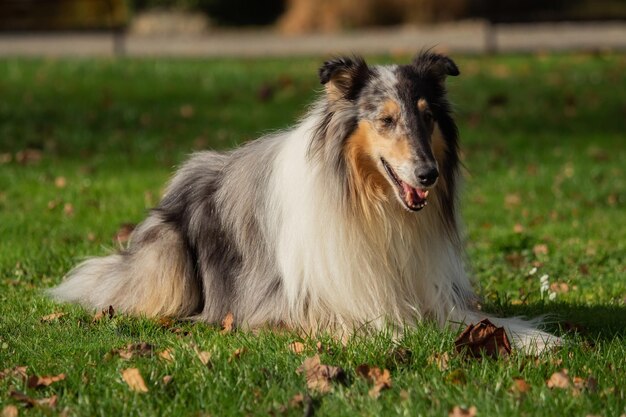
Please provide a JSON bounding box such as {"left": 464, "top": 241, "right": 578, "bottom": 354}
{"left": 412, "top": 52, "right": 460, "bottom": 82}
{"left": 319, "top": 56, "right": 370, "bottom": 101}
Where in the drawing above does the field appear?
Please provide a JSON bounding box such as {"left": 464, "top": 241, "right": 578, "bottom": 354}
{"left": 0, "top": 54, "right": 625, "bottom": 416}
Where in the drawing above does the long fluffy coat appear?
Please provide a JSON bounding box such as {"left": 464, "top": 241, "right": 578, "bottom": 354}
{"left": 50, "top": 52, "right": 558, "bottom": 353}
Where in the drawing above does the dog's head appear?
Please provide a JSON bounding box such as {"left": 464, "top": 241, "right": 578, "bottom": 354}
{"left": 318, "top": 52, "right": 459, "bottom": 213}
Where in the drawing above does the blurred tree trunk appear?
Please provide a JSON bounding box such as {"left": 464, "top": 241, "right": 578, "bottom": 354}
{"left": 0, "top": 0, "right": 128, "bottom": 30}
{"left": 277, "top": 0, "right": 468, "bottom": 34}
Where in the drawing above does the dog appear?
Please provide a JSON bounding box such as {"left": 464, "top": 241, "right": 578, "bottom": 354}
{"left": 50, "top": 52, "right": 558, "bottom": 353}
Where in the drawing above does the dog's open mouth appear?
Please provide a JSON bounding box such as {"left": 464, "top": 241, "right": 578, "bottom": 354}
{"left": 381, "top": 158, "right": 429, "bottom": 211}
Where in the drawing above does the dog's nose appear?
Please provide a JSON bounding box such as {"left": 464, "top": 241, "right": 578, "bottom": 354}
{"left": 417, "top": 166, "right": 439, "bottom": 187}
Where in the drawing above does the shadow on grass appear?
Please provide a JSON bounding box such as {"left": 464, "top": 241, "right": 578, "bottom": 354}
{"left": 485, "top": 302, "right": 626, "bottom": 341}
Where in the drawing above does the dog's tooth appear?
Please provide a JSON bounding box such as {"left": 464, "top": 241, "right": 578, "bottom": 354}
{"left": 423, "top": 190, "right": 429, "bottom": 198}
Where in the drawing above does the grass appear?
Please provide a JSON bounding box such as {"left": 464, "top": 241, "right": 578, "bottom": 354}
{"left": 0, "top": 53, "right": 625, "bottom": 416}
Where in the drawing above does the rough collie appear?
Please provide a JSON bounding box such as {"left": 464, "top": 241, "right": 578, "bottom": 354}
{"left": 50, "top": 52, "right": 558, "bottom": 353}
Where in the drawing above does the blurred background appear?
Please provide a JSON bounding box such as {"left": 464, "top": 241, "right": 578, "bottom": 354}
{"left": 0, "top": 0, "right": 625, "bottom": 55}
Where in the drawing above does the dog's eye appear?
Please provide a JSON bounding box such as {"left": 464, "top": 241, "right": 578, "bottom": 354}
{"left": 381, "top": 116, "right": 395, "bottom": 127}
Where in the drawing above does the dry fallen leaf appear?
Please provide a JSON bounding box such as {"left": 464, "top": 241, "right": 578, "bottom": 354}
{"left": 2, "top": 405, "right": 18, "bottom": 417}
{"left": 512, "top": 378, "right": 531, "bottom": 394}
{"left": 40, "top": 312, "right": 66, "bottom": 322}
{"left": 221, "top": 312, "right": 234, "bottom": 334}
{"left": 0, "top": 366, "right": 28, "bottom": 381}
{"left": 27, "top": 373, "right": 66, "bottom": 388}
{"left": 275, "top": 392, "right": 306, "bottom": 414}
{"left": 230, "top": 347, "right": 246, "bottom": 361}
{"left": 504, "top": 193, "right": 521, "bottom": 207}
{"left": 121, "top": 368, "right": 148, "bottom": 393}
{"left": 15, "top": 149, "right": 43, "bottom": 165}
{"left": 196, "top": 350, "right": 211, "bottom": 365}
{"left": 449, "top": 405, "right": 477, "bottom": 417}
{"left": 111, "top": 343, "right": 154, "bottom": 360}
{"left": 179, "top": 104, "right": 195, "bottom": 118}
{"left": 547, "top": 369, "right": 571, "bottom": 389}
{"left": 550, "top": 282, "right": 569, "bottom": 293}
{"left": 446, "top": 369, "right": 467, "bottom": 385}
{"left": 356, "top": 365, "right": 392, "bottom": 398}
{"left": 159, "top": 348, "right": 174, "bottom": 362}
{"left": 54, "top": 177, "right": 67, "bottom": 188}
{"left": 162, "top": 375, "right": 173, "bottom": 385}
{"left": 533, "top": 244, "right": 549, "bottom": 256}
{"left": 387, "top": 346, "right": 412, "bottom": 367}
{"left": 428, "top": 352, "right": 450, "bottom": 371}
{"left": 454, "top": 319, "right": 512, "bottom": 359}
{"left": 297, "top": 355, "right": 345, "bottom": 393}
{"left": 63, "top": 203, "right": 74, "bottom": 217}
{"left": 0, "top": 153, "right": 12, "bottom": 164}
{"left": 92, "top": 305, "right": 115, "bottom": 322}
{"left": 289, "top": 341, "right": 305, "bottom": 354}
{"left": 9, "top": 391, "right": 57, "bottom": 408}
{"left": 290, "top": 393, "right": 304, "bottom": 407}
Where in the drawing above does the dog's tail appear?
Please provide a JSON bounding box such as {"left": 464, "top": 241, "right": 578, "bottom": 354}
{"left": 450, "top": 309, "right": 561, "bottom": 354}
{"left": 48, "top": 217, "right": 202, "bottom": 317}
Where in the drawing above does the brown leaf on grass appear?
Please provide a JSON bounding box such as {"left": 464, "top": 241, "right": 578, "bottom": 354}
{"left": 156, "top": 316, "right": 175, "bottom": 329}
{"left": 15, "top": 149, "right": 43, "bottom": 165}
{"left": 2, "top": 405, "right": 18, "bottom": 417}
{"left": 504, "top": 193, "right": 521, "bottom": 208}
{"left": 356, "top": 365, "right": 392, "bottom": 398}
{"left": 158, "top": 348, "right": 174, "bottom": 362}
{"left": 445, "top": 369, "right": 467, "bottom": 385}
{"left": 179, "top": 104, "right": 195, "bottom": 118}
{"left": 427, "top": 352, "right": 450, "bottom": 371}
{"left": 0, "top": 366, "right": 28, "bottom": 381}
{"left": 449, "top": 405, "right": 477, "bottom": 417}
{"left": 63, "top": 203, "right": 74, "bottom": 217}
{"left": 92, "top": 305, "right": 115, "bottom": 322}
{"left": 0, "top": 153, "right": 12, "bottom": 164}
{"left": 54, "top": 177, "right": 67, "bottom": 188}
{"left": 275, "top": 392, "right": 306, "bottom": 414}
{"left": 221, "top": 312, "right": 234, "bottom": 334}
{"left": 288, "top": 341, "right": 305, "bottom": 354}
{"left": 40, "top": 312, "right": 66, "bottom": 322}
{"left": 196, "top": 350, "right": 211, "bottom": 365}
{"left": 115, "top": 223, "right": 136, "bottom": 244}
{"left": 387, "top": 346, "right": 412, "bottom": 367}
{"left": 47, "top": 199, "right": 60, "bottom": 210}
{"left": 27, "top": 373, "right": 66, "bottom": 388}
{"left": 399, "top": 389, "right": 410, "bottom": 401}
{"left": 454, "top": 319, "right": 512, "bottom": 359}
{"left": 584, "top": 376, "right": 598, "bottom": 393}
{"left": 297, "top": 355, "right": 345, "bottom": 394}
{"left": 315, "top": 341, "right": 334, "bottom": 355}
{"left": 162, "top": 375, "right": 173, "bottom": 385}
{"left": 550, "top": 282, "right": 569, "bottom": 293}
{"left": 513, "top": 223, "right": 525, "bottom": 233}
{"left": 505, "top": 252, "right": 525, "bottom": 268}
{"left": 121, "top": 368, "right": 148, "bottom": 393}
{"left": 512, "top": 378, "right": 531, "bottom": 394}
{"left": 533, "top": 244, "right": 549, "bottom": 256}
{"left": 110, "top": 342, "right": 154, "bottom": 360}
{"left": 230, "top": 347, "right": 246, "bottom": 362}
{"left": 546, "top": 369, "right": 571, "bottom": 389}
{"left": 290, "top": 393, "right": 304, "bottom": 407}
{"left": 9, "top": 391, "right": 57, "bottom": 408}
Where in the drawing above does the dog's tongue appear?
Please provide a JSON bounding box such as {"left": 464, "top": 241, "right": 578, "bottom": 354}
{"left": 401, "top": 181, "right": 429, "bottom": 207}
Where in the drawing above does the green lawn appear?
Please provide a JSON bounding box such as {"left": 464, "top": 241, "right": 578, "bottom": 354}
{"left": 0, "top": 54, "right": 625, "bottom": 416}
